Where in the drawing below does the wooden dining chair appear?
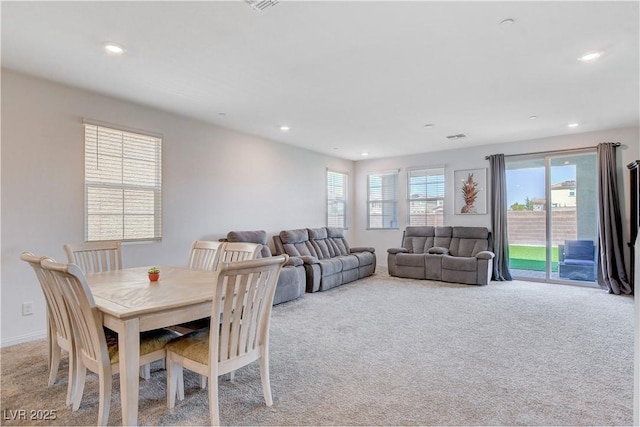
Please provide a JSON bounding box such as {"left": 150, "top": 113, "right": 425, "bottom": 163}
{"left": 63, "top": 240, "right": 122, "bottom": 274}
{"left": 64, "top": 240, "right": 153, "bottom": 379}
{"left": 187, "top": 240, "right": 226, "bottom": 271}
{"left": 166, "top": 255, "right": 287, "bottom": 425}
{"left": 21, "top": 252, "right": 76, "bottom": 406}
{"left": 219, "top": 241, "right": 261, "bottom": 263}
{"left": 40, "top": 258, "right": 181, "bottom": 426}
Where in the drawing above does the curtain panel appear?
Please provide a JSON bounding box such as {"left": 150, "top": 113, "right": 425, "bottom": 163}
{"left": 597, "top": 143, "right": 631, "bottom": 294}
{"left": 488, "top": 154, "right": 512, "bottom": 281}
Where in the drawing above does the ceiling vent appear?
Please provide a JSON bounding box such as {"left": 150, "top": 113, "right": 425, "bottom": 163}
{"left": 246, "top": 0, "right": 279, "bottom": 11}
{"left": 446, "top": 134, "right": 467, "bottom": 140}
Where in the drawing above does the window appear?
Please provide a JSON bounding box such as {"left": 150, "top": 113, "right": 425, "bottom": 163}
{"left": 407, "top": 167, "right": 445, "bottom": 226}
{"left": 84, "top": 122, "right": 162, "bottom": 242}
{"left": 327, "top": 170, "right": 348, "bottom": 228}
{"left": 367, "top": 170, "right": 399, "bottom": 229}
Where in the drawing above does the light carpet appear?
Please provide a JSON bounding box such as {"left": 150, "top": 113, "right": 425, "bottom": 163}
{"left": 0, "top": 270, "right": 634, "bottom": 426}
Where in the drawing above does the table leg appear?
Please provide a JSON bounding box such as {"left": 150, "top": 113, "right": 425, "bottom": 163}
{"left": 119, "top": 318, "right": 140, "bottom": 426}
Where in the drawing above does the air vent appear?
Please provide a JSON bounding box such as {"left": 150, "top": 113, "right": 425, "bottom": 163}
{"left": 446, "top": 134, "right": 467, "bottom": 140}
{"left": 246, "top": 0, "right": 279, "bottom": 11}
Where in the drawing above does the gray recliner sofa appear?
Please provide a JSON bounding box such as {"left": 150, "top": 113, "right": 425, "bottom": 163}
{"left": 225, "top": 230, "right": 305, "bottom": 305}
{"left": 273, "top": 227, "right": 376, "bottom": 292}
{"left": 387, "top": 226, "right": 495, "bottom": 285}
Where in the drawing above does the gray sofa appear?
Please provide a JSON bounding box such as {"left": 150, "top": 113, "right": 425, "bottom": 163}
{"left": 273, "top": 227, "right": 376, "bottom": 292}
{"left": 387, "top": 226, "right": 495, "bottom": 285}
{"left": 225, "top": 230, "right": 305, "bottom": 305}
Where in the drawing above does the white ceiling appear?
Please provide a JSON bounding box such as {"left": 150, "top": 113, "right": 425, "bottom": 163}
{"left": 2, "top": 1, "right": 638, "bottom": 160}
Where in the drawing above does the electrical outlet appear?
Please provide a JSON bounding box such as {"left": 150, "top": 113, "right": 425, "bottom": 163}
{"left": 22, "top": 301, "right": 34, "bottom": 316}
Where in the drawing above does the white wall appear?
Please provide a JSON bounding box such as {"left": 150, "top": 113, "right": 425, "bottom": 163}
{"left": 0, "top": 70, "right": 353, "bottom": 346}
{"left": 353, "top": 127, "right": 640, "bottom": 266}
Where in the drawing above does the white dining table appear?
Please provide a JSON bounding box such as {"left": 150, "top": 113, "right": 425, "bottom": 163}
{"left": 86, "top": 265, "right": 218, "bottom": 426}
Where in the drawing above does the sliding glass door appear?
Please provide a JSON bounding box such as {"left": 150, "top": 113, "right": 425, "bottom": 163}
{"left": 506, "top": 151, "right": 598, "bottom": 285}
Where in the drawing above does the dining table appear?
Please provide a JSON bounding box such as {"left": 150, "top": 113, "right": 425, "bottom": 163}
{"left": 86, "top": 265, "right": 218, "bottom": 426}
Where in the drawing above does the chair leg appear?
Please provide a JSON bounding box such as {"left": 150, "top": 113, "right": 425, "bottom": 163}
{"left": 259, "top": 354, "right": 273, "bottom": 406}
{"left": 49, "top": 342, "right": 62, "bottom": 387}
{"left": 71, "top": 361, "right": 87, "bottom": 411}
{"left": 65, "top": 344, "right": 76, "bottom": 406}
{"left": 229, "top": 370, "right": 235, "bottom": 382}
{"left": 167, "top": 357, "right": 183, "bottom": 409}
{"left": 200, "top": 374, "right": 207, "bottom": 389}
{"left": 177, "top": 366, "right": 185, "bottom": 401}
{"left": 97, "top": 368, "right": 112, "bottom": 427}
{"left": 208, "top": 376, "right": 220, "bottom": 426}
{"left": 139, "top": 364, "right": 151, "bottom": 380}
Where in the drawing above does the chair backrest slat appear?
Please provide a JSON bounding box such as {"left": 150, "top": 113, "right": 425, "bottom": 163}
{"left": 187, "top": 241, "right": 226, "bottom": 271}
{"left": 219, "top": 242, "right": 261, "bottom": 264}
{"left": 20, "top": 252, "right": 74, "bottom": 344}
{"left": 64, "top": 241, "right": 123, "bottom": 274}
{"left": 213, "top": 256, "right": 285, "bottom": 366}
{"left": 41, "top": 259, "right": 109, "bottom": 367}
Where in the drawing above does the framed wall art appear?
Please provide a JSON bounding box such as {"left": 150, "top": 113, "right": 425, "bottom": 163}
{"left": 454, "top": 168, "right": 487, "bottom": 215}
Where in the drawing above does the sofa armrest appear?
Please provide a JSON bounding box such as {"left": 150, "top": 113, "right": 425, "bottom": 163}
{"left": 387, "top": 247, "right": 409, "bottom": 255}
{"left": 300, "top": 255, "right": 320, "bottom": 265}
{"left": 428, "top": 247, "right": 449, "bottom": 255}
{"left": 476, "top": 251, "right": 495, "bottom": 260}
{"left": 350, "top": 246, "right": 375, "bottom": 253}
{"left": 284, "top": 256, "right": 304, "bottom": 267}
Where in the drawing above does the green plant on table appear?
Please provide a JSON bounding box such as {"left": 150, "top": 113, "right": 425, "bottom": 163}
{"left": 148, "top": 267, "right": 160, "bottom": 274}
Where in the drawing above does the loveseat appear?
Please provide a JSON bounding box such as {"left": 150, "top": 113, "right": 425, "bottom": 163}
{"left": 225, "top": 230, "right": 305, "bottom": 305}
{"left": 387, "top": 226, "right": 495, "bottom": 285}
{"left": 273, "top": 227, "right": 376, "bottom": 292}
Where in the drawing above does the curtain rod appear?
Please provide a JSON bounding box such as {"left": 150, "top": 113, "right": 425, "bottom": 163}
{"left": 484, "top": 142, "right": 620, "bottom": 160}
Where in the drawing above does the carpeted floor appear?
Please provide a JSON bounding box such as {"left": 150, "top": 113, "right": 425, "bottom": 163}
{"left": 0, "top": 271, "right": 635, "bottom": 426}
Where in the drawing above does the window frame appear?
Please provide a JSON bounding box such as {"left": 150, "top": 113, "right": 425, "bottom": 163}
{"left": 367, "top": 170, "right": 399, "bottom": 230}
{"left": 326, "top": 169, "right": 349, "bottom": 229}
{"left": 83, "top": 120, "right": 163, "bottom": 243}
{"left": 406, "top": 166, "right": 445, "bottom": 227}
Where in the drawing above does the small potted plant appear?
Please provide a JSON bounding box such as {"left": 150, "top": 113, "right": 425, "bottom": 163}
{"left": 148, "top": 267, "right": 160, "bottom": 282}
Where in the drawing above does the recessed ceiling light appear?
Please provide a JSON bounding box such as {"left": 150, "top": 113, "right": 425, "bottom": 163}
{"left": 529, "top": 115, "right": 538, "bottom": 120}
{"left": 424, "top": 124, "right": 434, "bottom": 128}
{"left": 218, "top": 112, "right": 226, "bottom": 116}
{"left": 500, "top": 18, "right": 515, "bottom": 25}
{"left": 564, "top": 161, "right": 570, "bottom": 165}
{"left": 104, "top": 42, "right": 125, "bottom": 55}
{"left": 578, "top": 51, "right": 602, "bottom": 63}
{"left": 279, "top": 125, "right": 290, "bottom": 132}
{"left": 361, "top": 152, "right": 369, "bottom": 157}
{"left": 568, "top": 123, "right": 579, "bottom": 128}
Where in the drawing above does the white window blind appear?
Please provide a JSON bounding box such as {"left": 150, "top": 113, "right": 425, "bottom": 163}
{"left": 407, "top": 167, "right": 445, "bottom": 226}
{"left": 367, "top": 170, "right": 399, "bottom": 229}
{"left": 327, "top": 170, "right": 348, "bottom": 229}
{"left": 84, "top": 123, "right": 162, "bottom": 242}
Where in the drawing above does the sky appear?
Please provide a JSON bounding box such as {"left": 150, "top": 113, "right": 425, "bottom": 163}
{"left": 506, "top": 165, "right": 576, "bottom": 207}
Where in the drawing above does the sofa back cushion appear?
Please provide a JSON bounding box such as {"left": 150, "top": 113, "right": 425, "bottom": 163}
{"left": 278, "top": 227, "right": 351, "bottom": 260}
{"left": 227, "top": 230, "right": 271, "bottom": 258}
{"left": 402, "top": 227, "right": 434, "bottom": 254}
{"left": 279, "top": 228, "right": 315, "bottom": 257}
{"left": 434, "top": 226, "right": 453, "bottom": 249}
{"left": 448, "top": 227, "right": 490, "bottom": 257}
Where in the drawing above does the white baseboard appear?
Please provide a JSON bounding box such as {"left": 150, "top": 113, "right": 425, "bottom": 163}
{"left": 1, "top": 330, "right": 47, "bottom": 348}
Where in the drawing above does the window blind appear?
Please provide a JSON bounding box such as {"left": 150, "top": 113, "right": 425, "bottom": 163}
{"left": 407, "top": 167, "right": 445, "bottom": 226}
{"left": 327, "top": 170, "right": 348, "bottom": 229}
{"left": 84, "top": 124, "right": 162, "bottom": 242}
{"left": 367, "top": 171, "right": 399, "bottom": 229}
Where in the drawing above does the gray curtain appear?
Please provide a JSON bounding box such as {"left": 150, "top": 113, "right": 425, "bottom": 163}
{"left": 597, "top": 143, "right": 631, "bottom": 294}
{"left": 489, "top": 154, "right": 512, "bottom": 281}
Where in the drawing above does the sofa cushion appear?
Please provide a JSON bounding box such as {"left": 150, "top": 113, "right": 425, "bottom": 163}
{"left": 411, "top": 237, "right": 428, "bottom": 254}
{"left": 450, "top": 238, "right": 488, "bottom": 257}
{"left": 352, "top": 251, "right": 375, "bottom": 266}
{"left": 339, "top": 254, "right": 359, "bottom": 271}
{"left": 428, "top": 246, "right": 449, "bottom": 255}
{"left": 396, "top": 253, "right": 427, "bottom": 268}
{"left": 442, "top": 255, "right": 477, "bottom": 272}
{"left": 318, "top": 258, "right": 343, "bottom": 276}
{"left": 308, "top": 227, "right": 328, "bottom": 240}
{"left": 434, "top": 226, "right": 452, "bottom": 248}
{"left": 280, "top": 228, "right": 309, "bottom": 244}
